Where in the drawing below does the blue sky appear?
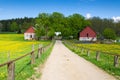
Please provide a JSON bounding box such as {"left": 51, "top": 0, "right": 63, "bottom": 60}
{"left": 0, "top": 0, "right": 120, "bottom": 20}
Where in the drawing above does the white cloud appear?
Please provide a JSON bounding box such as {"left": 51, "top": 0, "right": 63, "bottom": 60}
{"left": 112, "top": 16, "right": 120, "bottom": 22}
{"left": 86, "top": 13, "right": 91, "bottom": 19}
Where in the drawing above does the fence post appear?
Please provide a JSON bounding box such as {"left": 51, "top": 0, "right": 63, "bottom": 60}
{"left": 7, "top": 62, "right": 15, "bottom": 80}
{"left": 42, "top": 47, "right": 44, "bottom": 53}
{"left": 81, "top": 48, "right": 84, "bottom": 54}
{"left": 96, "top": 51, "right": 100, "bottom": 61}
{"left": 87, "top": 49, "right": 90, "bottom": 56}
{"left": 31, "top": 44, "right": 35, "bottom": 64}
{"left": 40, "top": 44, "right": 43, "bottom": 53}
{"left": 38, "top": 44, "right": 41, "bottom": 58}
{"left": 44, "top": 46, "right": 46, "bottom": 51}
{"left": 114, "top": 55, "right": 119, "bottom": 67}
{"left": 40, "top": 48, "right": 42, "bottom": 55}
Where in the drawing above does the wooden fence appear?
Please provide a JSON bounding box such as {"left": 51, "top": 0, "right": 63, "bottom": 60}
{"left": 80, "top": 47, "right": 120, "bottom": 67}
{"left": 0, "top": 42, "right": 54, "bottom": 80}
{"left": 64, "top": 41, "right": 120, "bottom": 67}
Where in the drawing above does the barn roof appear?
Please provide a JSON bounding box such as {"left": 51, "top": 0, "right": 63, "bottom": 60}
{"left": 24, "top": 26, "right": 35, "bottom": 33}
{"left": 80, "top": 26, "right": 96, "bottom": 34}
{"left": 80, "top": 26, "right": 97, "bottom": 37}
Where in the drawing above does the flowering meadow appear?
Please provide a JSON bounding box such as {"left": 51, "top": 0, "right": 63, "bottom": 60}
{"left": 76, "top": 43, "right": 120, "bottom": 55}
{"left": 0, "top": 34, "right": 50, "bottom": 64}
{"left": 0, "top": 34, "right": 51, "bottom": 80}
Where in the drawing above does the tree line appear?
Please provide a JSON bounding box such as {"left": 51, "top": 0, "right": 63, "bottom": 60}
{"left": 0, "top": 12, "right": 120, "bottom": 40}
{"left": 88, "top": 17, "right": 120, "bottom": 39}
{"left": 0, "top": 17, "right": 35, "bottom": 33}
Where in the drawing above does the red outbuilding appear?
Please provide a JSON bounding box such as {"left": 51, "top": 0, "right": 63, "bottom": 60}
{"left": 79, "top": 26, "right": 97, "bottom": 41}
{"left": 24, "top": 26, "right": 35, "bottom": 40}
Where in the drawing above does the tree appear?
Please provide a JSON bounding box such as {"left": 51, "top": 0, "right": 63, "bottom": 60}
{"left": 35, "top": 23, "right": 45, "bottom": 40}
{"left": 38, "top": 13, "right": 50, "bottom": 27}
{"left": 88, "top": 17, "right": 119, "bottom": 38}
{"left": 0, "top": 23, "right": 3, "bottom": 32}
{"left": 50, "top": 12, "right": 65, "bottom": 32}
{"left": 103, "top": 28, "right": 116, "bottom": 40}
{"left": 68, "top": 14, "right": 88, "bottom": 38}
{"left": 0, "top": 17, "right": 35, "bottom": 32}
{"left": 35, "top": 13, "right": 50, "bottom": 39}
{"left": 115, "top": 21, "right": 120, "bottom": 37}
{"left": 88, "top": 17, "right": 103, "bottom": 34}
{"left": 21, "top": 21, "right": 32, "bottom": 33}
{"left": 10, "top": 21, "right": 18, "bottom": 32}
{"left": 47, "top": 28, "right": 55, "bottom": 39}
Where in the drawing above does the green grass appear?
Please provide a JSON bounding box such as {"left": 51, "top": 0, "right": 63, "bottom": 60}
{"left": 0, "top": 34, "right": 53, "bottom": 80}
{"left": 15, "top": 43, "right": 54, "bottom": 80}
{"left": 0, "top": 34, "right": 24, "bottom": 41}
{"left": 63, "top": 41, "right": 120, "bottom": 80}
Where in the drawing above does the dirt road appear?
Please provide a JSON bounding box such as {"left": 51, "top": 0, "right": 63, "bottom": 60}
{"left": 40, "top": 40, "right": 116, "bottom": 80}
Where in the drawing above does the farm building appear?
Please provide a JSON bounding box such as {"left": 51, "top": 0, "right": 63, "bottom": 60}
{"left": 79, "top": 26, "right": 97, "bottom": 41}
{"left": 24, "top": 26, "right": 35, "bottom": 40}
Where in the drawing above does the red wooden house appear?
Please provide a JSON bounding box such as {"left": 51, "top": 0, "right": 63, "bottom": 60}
{"left": 79, "top": 26, "right": 97, "bottom": 41}
{"left": 24, "top": 26, "right": 35, "bottom": 40}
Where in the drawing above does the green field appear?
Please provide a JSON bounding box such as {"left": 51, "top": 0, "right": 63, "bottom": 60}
{"left": 76, "top": 43, "right": 120, "bottom": 55}
{"left": 0, "top": 34, "right": 52, "bottom": 80}
{"left": 0, "top": 34, "right": 50, "bottom": 64}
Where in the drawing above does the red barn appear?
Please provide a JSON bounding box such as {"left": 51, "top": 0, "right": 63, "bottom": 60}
{"left": 24, "top": 26, "right": 35, "bottom": 40}
{"left": 79, "top": 26, "right": 97, "bottom": 41}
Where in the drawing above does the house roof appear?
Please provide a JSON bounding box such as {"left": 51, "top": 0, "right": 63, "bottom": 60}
{"left": 24, "top": 26, "right": 35, "bottom": 33}
{"left": 80, "top": 26, "right": 96, "bottom": 37}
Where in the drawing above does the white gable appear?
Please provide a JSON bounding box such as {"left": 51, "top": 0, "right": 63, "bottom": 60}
{"left": 24, "top": 33, "right": 35, "bottom": 40}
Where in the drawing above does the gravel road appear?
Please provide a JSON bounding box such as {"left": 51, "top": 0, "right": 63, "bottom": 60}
{"left": 40, "top": 40, "right": 116, "bottom": 80}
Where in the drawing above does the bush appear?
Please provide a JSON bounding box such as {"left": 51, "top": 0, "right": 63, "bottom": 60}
{"left": 103, "top": 28, "right": 116, "bottom": 40}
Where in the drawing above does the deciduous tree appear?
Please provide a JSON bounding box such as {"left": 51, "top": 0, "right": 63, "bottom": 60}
{"left": 10, "top": 21, "right": 18, "bottom": 32}
{"left": 103, "top": 28, "right": 116, "bottom": 40}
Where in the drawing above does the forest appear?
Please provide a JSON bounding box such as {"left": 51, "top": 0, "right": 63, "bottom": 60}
{"left": 0, "top": 12, "right": 119, "bottom": 39}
